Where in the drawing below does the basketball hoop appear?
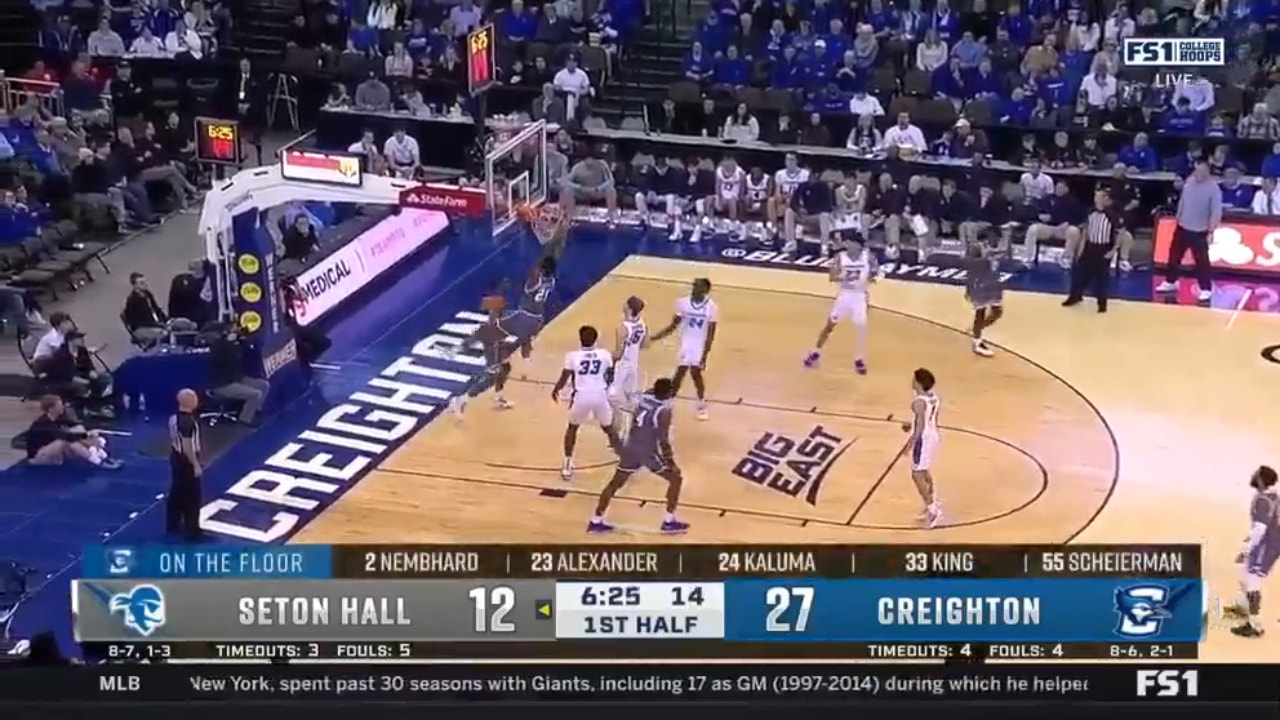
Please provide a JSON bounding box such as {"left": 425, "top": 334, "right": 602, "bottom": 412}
{"left": 521, "top": 202, "right": 564, "bottom": 245}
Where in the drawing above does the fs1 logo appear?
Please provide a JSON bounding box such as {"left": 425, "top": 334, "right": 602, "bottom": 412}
{"left": 83, "top": 583, "right": 168, "bottom": 637}
{"left": 1136, "top": 669, "right": 1199, "bottom": 697}
{"left": 106, "top": 548, "right": 135, "bottom": 576}
{"left": 732, "top": 426, "right": 849, "bottom": 504}
{"left": 1114, "top": 585, "right": 1173, "bottom": 637}
{"left": 1122, "top": 38, "right": 1225, "bottom": 67}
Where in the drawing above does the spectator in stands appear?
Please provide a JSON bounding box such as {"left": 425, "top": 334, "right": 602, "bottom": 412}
{"left": 386, "top": 42, "right": 414, "bottom": 78}
{"left": 107, "top": 63, "right": 144, "bottom": 124}
{"left": 937, "top": 178, "right": 974, "bottom": 243}
{"left": 1220, "top": 168, "right": 1255, "bottom": 210}
{"left": 26, "top": 395, "right": 119, "bottom": 470}
{"left": 186, "top": 1, "right": 219, "bottom": 54}
{"left": 282, "top": 215, "right": 320, "bottom": 262}
{"left": 0, "top": 129, "right": 12, "bottom": 162}
{"left": 165, "top": 18, "right": 204, "bottom": 60}
{"left": 324, "top": 82, "right": 352, "bottom": 108}
{"left": 46, "top": 330, "right": 112, "bottom": 416}
{"left": 1253, "top": 177, "right": 1280, "bottom": 215}
{"left": 436, "top": 44, "right": 465, "bottom": 85}
{"left": 1118, "top": 132, "right": 1157, "bottom": 174}
{"left": 124, "top": 272, "right": 194, "bottom": 344}
{"left": 72, "top": 147, "right": 127, "bottom": 230}
{"left": 0, "top": 190, "right": 37, "bottom": 245}
{"left": 61, "top": 60, "right": 109, "bottom": 126}
{"left": 721, "top": 103, "right": 759, "bottom": 142}
{"left": 881, "top": 112, "right": 927, "bottom": 154}
{"left": 129, "top": 26, "right": 167, "bottom": 57}
{"left": 208, "top": 323, "right": 270, "bottom": 425}
{"left": 1019, "top": 159, "right": 1054, "bottom": 203}
{"left": 148, "top": 0, "right": 183, "bottom": 40}
{"left": 684, "top": 41, "right": 714, "bottom": 83}
{"left": 716, "top": 44, "right": 751, "bottom": 87}
{"left": 1237, "top": 103, "right": 1280, "bottom": 140}
{"left": 799, "top": 112, "right": 832, "bottom": 146}
{"left": 88, "top": 16, "right": 126, "bottom": 57}
{"left": 846, "top": 113, "right": 882, "bottom": 152}
{"left": 449, "top": 0, "right": 483, "bottom": 35}
{"left": 101, "top": 143, "right": 157, "bottom": 227}
{"left": 1080, "top": 65, "right": 1118, "bottom": 111}
{"left": 1173, "top": 73, "right": 1216, "bottom": 113}
{"left": 157, "top": 111, "right": 199, "bottom": 179}
{"left": 848, "top": 89, "right": 885, "bottom": 117}
{"left": 383, "top": 127, "right": 420, "bottom": 179}
{"left": 400, "top": 82, "right": 427, "bottom": 115}
{"left": 532, "top": 83, "right": 568, "bottom": 125}
{"left": 169, "top": 260, "right": 214, "bottom": 328}
{"left": 504, "top": 0, "right": 538, "bottom": 42}
{"left": 1021, "top": 33, "right": 1059, "bottom": 76}
{"left": 355, "top": 71, "right": 392, "bottom": 111}
{"left": 554, "top": 54, "right": 594, "bottom": 121}
{"left": 49, "top": 117, "right": 86, "bottom": 172}
{"left": 915, "top": 28, "right": 947, "bottom": 71}
{"left": 117, "top": 127, "right": 199, "bottom": 209}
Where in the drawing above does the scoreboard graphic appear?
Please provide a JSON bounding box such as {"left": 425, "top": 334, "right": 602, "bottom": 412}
{"left": 75, "top": 544, "right": 1204, "bottom": 662}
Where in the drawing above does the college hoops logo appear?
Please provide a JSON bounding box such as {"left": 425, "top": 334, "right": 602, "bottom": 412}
{"left": 731, "top": 426, "right": 851, "bottom": 504}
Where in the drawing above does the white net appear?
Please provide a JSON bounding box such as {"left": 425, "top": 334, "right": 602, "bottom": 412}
{"left": 485, "top": 120, "right": 548, "bottom": 235}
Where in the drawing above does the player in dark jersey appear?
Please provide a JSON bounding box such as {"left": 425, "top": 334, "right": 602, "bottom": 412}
{"left": 964, "top": 237, "right": 1005, "bottom": 358}
{"left": 1229, "top": 465, "right": 1279, "bottom": 638}
{"left": 499, "top": 255, "right": 557, "bottom": 369}
{"left": 588, "top": 377, "right": 689, "bottom": 535}
{"left": 449, "top": 291, "right": 515, "bottom": 413}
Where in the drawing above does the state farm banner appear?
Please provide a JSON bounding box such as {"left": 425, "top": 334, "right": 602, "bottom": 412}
{"left": 1153, "top": 216, "right": 1280, "bottom": 275}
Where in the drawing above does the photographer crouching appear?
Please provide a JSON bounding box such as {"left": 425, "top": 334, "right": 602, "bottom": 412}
{"left": 280, "top": 276, "right": 332, "bottom": 380}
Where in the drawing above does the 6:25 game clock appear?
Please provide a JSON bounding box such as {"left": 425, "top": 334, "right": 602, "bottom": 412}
{"left": 466, "top": 24, "right": 496, "bottom": 97}
{"left": 194, "top": 117, "right": 242, "bottom": 166}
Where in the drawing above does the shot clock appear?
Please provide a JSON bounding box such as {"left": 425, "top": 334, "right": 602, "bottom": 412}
{"left": 467, "top": 24, "right": 496, "bottom": 97}
{"left": 194, "top": 117, "right": 241, "bottom": 166}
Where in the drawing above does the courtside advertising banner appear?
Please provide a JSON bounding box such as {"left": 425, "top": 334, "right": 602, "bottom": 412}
{"left": 1153, "top": 216, "right": 1280, "bottom": 275}
{"left": 289, "top": 208, "right": 449, "bottom": 327}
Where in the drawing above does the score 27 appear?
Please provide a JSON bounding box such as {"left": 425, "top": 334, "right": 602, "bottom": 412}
{"left": 765, "top": 586, "right": 815, "bottom": 632}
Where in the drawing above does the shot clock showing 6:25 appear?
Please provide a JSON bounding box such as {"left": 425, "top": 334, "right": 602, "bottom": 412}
{"left": 194, "top": 117, "right": 241, "bottom": 166}
{"left": 467, "top": 24, "right": 496, "bottom": 97}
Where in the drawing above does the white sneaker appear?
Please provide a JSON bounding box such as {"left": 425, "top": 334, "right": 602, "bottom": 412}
{"left": 668, "top": 225, "right": 682, "bottom": 242}
{"left": 689, "top": 227, "right": 702, "bottom": 244}
{"left": 1058, "top": 255, "right": 1072, "bottom": 269}
{"left": 494, "top": 396, "right": 514, "bottom": 410}
{"left": 449, "top": 395, "right": 468, "bottom": 415}
{"left": 1197, "top": 289, "right": 1213, "bottom": 302}
{"left": 1155, "top": 281, "right": 1178, "bottom": 293}
{"left": 884, "top": 245, "right": 900, "bottom": 260}
{"left": 695, "top": 404, "right": 709, "bottom": 421}
{"left": 781, "top": 240, "right": 797, "bottom": 254}
{"left": 972, "top": 340, "right": 994, "bottom": 357}
{"left": 560, "top": 459, "right": 574, "bottom": 481}
{"left": 925, "top": 505, "right": 943, "bottom": 529}
{"left": 1119, "top": 259, "right": 1133, "bottom": 272}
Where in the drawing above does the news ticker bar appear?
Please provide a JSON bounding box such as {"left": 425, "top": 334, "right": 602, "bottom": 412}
{"left": 73, "top": 578, "right": 1206, "bottom": 644}
{"left": 2, "top": 664, "right": 1265, "bottom": 702}
{"left": 88, "top": 641, "right": 1199, "bottom": 662}
{"left": 83, "top": 544, "right": 1200, "bottom": 580}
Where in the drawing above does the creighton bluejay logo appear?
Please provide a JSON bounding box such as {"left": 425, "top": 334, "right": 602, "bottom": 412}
{"left": 84, "top": 583, "right": 167, "bottom": 637}
{"left": 106, "top": 548, "right": 135, "bottom": 576}
{"left": 1114, "top": 585, "right": 1173, "bottom": 638}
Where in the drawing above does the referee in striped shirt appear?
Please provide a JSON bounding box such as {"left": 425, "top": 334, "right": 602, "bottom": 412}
{"left": 1063, "top": 189, "right": 1122, "bottom": 313}
{"left": 168, "top": 388, "right": 204, "bottom": 541}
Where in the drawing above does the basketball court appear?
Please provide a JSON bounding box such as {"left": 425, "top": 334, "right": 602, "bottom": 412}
{"left": 290, "top": 255, "right": 1280, "bottom": 662}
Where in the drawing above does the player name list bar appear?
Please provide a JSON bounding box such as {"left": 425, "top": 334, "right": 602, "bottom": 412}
{"left": 106, "top": 545, "right": 1197, "bottom": 579}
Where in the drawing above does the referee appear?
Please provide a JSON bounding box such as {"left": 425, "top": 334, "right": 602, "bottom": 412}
{"left": 1063, "top": 189, "right": 1122, "bottom": 313}
{"left": 1156, "top": 160, "right": 1220, "bottom": 301}
{"left": 167, "top": 388, "right": 204, "bottom": 541}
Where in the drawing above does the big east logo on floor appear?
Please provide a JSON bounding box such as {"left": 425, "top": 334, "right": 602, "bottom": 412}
{"left": 719, "top": 249, "right": 1015, "bottom": 285}
{"left": 199, "top": 310, "right": 509, "bottom": 542}
{"left": 1154, "top": 218, "right": 1280, "bottom": 274}
{"left": 732, "top": 426, "right": 851, "bottom": 505}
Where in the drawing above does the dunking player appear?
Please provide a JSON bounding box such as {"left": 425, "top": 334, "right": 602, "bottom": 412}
{"left": 965, "top": 238, "right": 1004, "bottom": 358}
{"left": 499, "top": 255, "right": 557, "bottom": 373}
{"left": 588, "top": 377, "right": 689, "bottom": 535}
{"left": 610, "top": 297, "right": 648, "bottom": 435}
{"left": 518, "top": 202, "right": 570, "bottom": 259}
{"left": 449, "top": 290, "right": 515, "bottom": 413}
{"left": 552, "top": 325, "right": 624, "bottom": 481}
{"left": 900, "top": 368, "right": 943, "bottom": 528}
{"left": 804, "top": 233, "right": 875, "bottom": 374}
{"left": 1228, "top": 465, "right": 1279, "bottom": 638}
{"left": 650, "top": 278, "right": 717, "bottom": 421}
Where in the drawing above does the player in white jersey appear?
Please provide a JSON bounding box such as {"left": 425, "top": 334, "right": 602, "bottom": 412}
{"left": 830, "top": 176, "right": 866, "bottom": 239}
{"left": 651, "top": 278, "right": 717, "bottom": 421}
{"left": 709, "top": 157, "right": 745, "bottom": 234}
{"left": 742, "top": 166, "right": 772, "bottom": 223}
{"left": 611, "top": 296, "right": 648, "bottom": 434}
{"left": 552, "top": 325, "right": 624, "bottom": 481}
{"left": 771, "top": 153, "right": 810, "bottom": 237}
{"left": 804, "top": 234, "right": 875, "bottom": 374}
{"left": 901, "top": 368, "right": 943, "bottom": 528}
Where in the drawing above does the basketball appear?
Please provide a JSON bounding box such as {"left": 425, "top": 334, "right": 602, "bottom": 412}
{"left": 516, "top": 203, "right": 537, "bottom": 223}
{"left": 481, "top": 294, "right": 505, "bottom": 312}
